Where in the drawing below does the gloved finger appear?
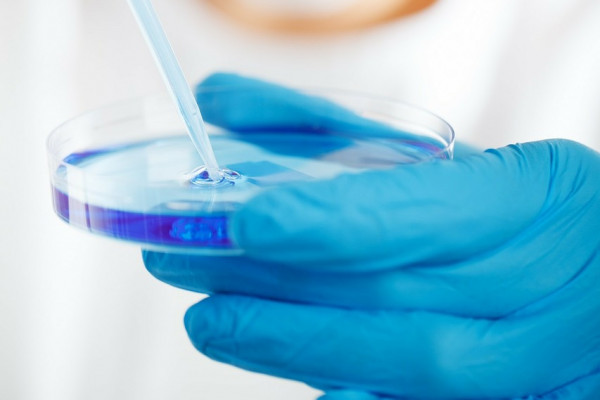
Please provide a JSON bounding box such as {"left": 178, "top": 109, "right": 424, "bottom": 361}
{"left": 196, "top": 72, "right": 435, "bottom": 143}
{"left": 142, "top": 248, "right": 582, "bottom": 318}
{"left": 317, "top": 389, "right": 381, "bottom": 400}
{"left": 145, "top": 250, "right": 504, "bottom": 316}
{"left": 185, "top": 264, "right": 600, "bottom": 400}
{"left": 232, "top": 140, "right": 599, "bottom": 270}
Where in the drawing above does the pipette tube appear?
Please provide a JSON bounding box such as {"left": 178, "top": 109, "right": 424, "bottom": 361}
{"left": 127, "top": 0, "right": 220, "bottom": 177}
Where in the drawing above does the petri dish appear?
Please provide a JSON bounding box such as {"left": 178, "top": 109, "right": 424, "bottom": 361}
{"left": 47, "top": 86, "right": 454, "bottom": 254}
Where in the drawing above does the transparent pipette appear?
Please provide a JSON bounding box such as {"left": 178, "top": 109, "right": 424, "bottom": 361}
{"left": 127, "top": 0, "right": 220, "bottom": 180}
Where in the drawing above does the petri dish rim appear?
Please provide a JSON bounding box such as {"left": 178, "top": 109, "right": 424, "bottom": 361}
{"left": 47, "top": 87, "right": 455, "bottom": 185}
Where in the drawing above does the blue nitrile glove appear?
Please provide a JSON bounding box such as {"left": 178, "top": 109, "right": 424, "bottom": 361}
{"left": 144, "top": 73, "right": 600, "bottom": 399}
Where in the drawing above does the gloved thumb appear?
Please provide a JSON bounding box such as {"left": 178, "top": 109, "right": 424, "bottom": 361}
{"left": 232, "top": 140, "right": 596, "bottom": 270}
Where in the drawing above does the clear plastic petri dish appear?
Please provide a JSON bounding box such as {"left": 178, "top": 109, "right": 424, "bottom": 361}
{"left": 47, "top": 87, "right": 454, "bottom": 254}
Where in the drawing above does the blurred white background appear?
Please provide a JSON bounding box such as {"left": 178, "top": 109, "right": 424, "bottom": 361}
{"left": 1, "top": 0, "right": 599, "bottom": 399}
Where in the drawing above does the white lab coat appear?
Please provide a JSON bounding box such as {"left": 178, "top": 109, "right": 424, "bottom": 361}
{"left": 0, "top": 1, "right": 598, "bottom": 399}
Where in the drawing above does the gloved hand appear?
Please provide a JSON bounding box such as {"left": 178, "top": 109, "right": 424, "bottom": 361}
{"left": 143, "top": 73, "right": 600, "bottom": 399}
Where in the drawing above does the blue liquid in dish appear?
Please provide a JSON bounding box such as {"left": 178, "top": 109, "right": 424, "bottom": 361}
{"left": 52, "top": 187, "right": 234, "bottom": 248}
{"left": 50, "top": 133, "right": 449, "bottom": 253}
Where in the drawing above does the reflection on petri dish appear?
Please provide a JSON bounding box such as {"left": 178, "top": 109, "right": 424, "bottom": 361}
{"left": 47, "top": 87, "right": 454, "bottom": 254}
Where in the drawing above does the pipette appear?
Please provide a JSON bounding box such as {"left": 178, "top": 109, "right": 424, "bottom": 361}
{"left": 127, "top": 0, "right": 221, "bottom": 181}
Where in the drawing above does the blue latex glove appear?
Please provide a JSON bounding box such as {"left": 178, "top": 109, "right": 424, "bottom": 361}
{"left": 144, "top": 73, "right": 600, "bottom": 399}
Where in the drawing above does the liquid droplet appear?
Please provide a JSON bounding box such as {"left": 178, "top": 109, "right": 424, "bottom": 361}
{"left": 187, "top": 166, "right": 242, "bottom": 187}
